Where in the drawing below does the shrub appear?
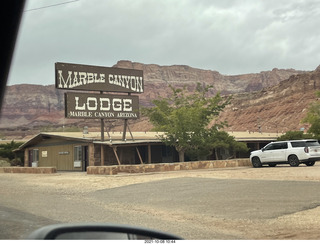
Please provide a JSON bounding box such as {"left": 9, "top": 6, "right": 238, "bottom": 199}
{"left": 0, "top": 159, "right": 10, "bottom": 167}
{"left": 10, "top": 158, "right": 23, "bottom": 167}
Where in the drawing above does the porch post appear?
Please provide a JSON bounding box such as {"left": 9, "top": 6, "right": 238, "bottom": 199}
{"left": 136, "top": 147, "right": 144, "bottom": 164}
{"left": 88, "top": 143, "right": 95, "bottom": 166}
{"left": 112, "top": 147, "right": 121, "bottom": 165}
{"left": 148, "top": 144, "right": 151, "bottom": 164}
{"left": 101, "top": 144, "right": 104, "bottom": 166}
{"left": 122, "top": 119, "right": 128, "bottom": 141}
{"left": 24, "top": 149, "right": 29, "bottom": 167}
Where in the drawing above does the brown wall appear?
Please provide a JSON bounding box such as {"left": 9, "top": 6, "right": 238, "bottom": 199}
{"left": 37, "top": 144, "right": 75, "bottom": 170}
{"left": 23, "top": 138, "right": 172, "bottom": 171}
{"left": 25, "top": 138, "right": 89, "bottom": 171}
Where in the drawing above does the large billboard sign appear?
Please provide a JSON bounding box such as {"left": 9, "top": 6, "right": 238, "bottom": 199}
{"left": 55, "top": 62, "right": 144, "bottom": 93}
{"left": 65, "top": 92, "right": 140, "bottom": 119}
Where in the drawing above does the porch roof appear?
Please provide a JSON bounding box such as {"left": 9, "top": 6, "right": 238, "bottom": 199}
{"left": 17, "top": 130, "right": 281, "bottom": 151}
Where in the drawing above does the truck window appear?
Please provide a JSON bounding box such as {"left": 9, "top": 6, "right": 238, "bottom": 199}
{"left": 291, "top": 141, "right": 306, "bottom": 147}
{"left": 264, "top": 144, "right": 275, "bottom": 150}
{"left": 272, "top": 142, "right": 287, "bottom": 150}
{"left": 264, "top": 142, "right": 287, "bottom": 150}
{"left": 306, "top": 141, "right": 320, "bottom": 146}
{"left": 279, "top": 142, "right": 288, "bottom": 149}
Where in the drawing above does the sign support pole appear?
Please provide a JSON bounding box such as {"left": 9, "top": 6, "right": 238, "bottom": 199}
{"left": 100, "top": 91, "right": 104, "bottom": 166}
{"left": 100, "top": 91, "right": 104, "bottom": 142}
{"left": 101, "top": 119, "right": 105, "bottom": 141}
{"left": 101, "top": 119, "right": 104, "bottom": 141}
{"left": 127, "top": 122, "right": 134, "bottom": 141}
{"left": 122, "top": 119, "right": 127, "bottom": 141}
{"left": 122, "top": 92, "right": 131, "bottom": 141}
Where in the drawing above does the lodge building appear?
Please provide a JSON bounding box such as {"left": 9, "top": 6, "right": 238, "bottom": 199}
{"left": 17, "top": 131, "right": 280, "bottom": 171}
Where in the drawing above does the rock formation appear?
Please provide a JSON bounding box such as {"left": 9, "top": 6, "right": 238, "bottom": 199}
{"left": 0, "top": 60, "right": 313, "bottom": 138}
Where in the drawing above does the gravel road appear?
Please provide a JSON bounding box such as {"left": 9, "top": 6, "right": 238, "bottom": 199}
{"left": 1, "top": 164, "right": 320, "bottom": 240}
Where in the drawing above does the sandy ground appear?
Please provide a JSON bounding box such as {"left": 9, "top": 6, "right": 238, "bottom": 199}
{"left": 1, "top": 164, "right": 320, "bottom": 239}
{"left": 17, "top": 164, "right": 320, "bottom": 193}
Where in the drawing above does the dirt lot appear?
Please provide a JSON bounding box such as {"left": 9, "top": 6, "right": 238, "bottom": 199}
{"left": 1, "top": 164, "right": 320, "bottom": 239}
{"left": 14, "top": 164, "right": 320, "bottom": 193}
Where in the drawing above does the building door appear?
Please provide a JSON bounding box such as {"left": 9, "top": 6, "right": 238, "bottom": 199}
{"left": 74, "top": 145, "right": 89, "bottom": 171}
{"left": 82, "top": 146, "right": 89, "bottom": 171}
{"left": 28, "top": 150, "right": 33, "bottom": 167}
{"left": 28, "top": 149, "right": 39, "bottom": 167}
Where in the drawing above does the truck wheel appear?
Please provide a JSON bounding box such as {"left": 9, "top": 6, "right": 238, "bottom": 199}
{"left": 252, "top": 157, "right": 262, "bottom": 168}
{"left": 288, "top": 155, "right": 300, "bottom": 167}
{"left": 305, "top": 161, "right": 315, "bottom": 166}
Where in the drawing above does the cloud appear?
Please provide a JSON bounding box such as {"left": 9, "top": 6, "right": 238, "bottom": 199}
{"left": 8, "top": 0, "right": 320, "bottom": 85}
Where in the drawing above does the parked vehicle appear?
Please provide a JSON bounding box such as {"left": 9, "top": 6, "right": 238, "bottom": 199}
{"left": 250, "top": 139, "right": 320, "bottom": 167}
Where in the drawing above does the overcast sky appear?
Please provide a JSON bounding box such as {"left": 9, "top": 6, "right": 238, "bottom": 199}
{"left": 7, "top": 0, "right": 320, "bottom": 86}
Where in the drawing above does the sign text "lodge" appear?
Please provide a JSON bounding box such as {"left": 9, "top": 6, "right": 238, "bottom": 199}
{"left": 65, "top": 93, "right": 140, "bottom": 119}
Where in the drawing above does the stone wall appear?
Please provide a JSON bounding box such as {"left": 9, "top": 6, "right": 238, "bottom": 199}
{"left": 0, "top": 167, "right": 57, "bottom": 174}
{"left": 87, "top": 158, "right": 251, "bottom": 175}
{"left": 0, "top": 159, "right": 251, "bottom": 174}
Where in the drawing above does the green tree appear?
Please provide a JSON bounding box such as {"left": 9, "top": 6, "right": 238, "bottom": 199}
{"left": 205, "top": 130, "right": 248, "bottom": 160}
{"left": 143, "top": 83, "right": 233, "bottom": 162}
{"left": 277, "top": 130, "right": 314, "bottom": 141}
{"left": 230, "top": 137, "right": 249, "bottom": 159}
{"left": 0, "top": 140, "right": 23, "bottom": 161}
{"left": 302, "top": 91, "right": 320, "bottom": 138}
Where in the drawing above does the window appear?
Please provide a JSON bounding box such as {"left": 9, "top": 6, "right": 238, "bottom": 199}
{"left": 306, "top": 141, "right": 320, "bottom": 147}
{"left": 264, "top": 144, "right": 275, "bottom": 151}
{"left": 74, "top": 146, "right": 82, "bottom": 161}
{"left": 264, "top": 142, "right": 287, "bottom": 150}
{"left": 74, "top": 146, "right": 82, "bottom": 168}
{"left": 291, "top": 140, "right": 320, "bottom": 147}
{"left": 291, "top": 141, "right": 306, "bottom": 147}
{"left": 162, "top": 145, "right": 173, "bottom": 157}
{"left": 30, "top": 149, "right": 39, "bottom": 162}
{"left": 275, "top": 142, "right": 288, "bottom": 149}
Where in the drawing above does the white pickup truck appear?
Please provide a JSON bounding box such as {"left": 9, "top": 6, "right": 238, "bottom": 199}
{"left": 250, "top": 139, "right": 320, "bottom": 167}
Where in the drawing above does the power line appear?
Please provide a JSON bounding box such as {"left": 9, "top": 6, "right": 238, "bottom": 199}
{"left": 24, "top": 0, "right": 79, "bottom": 12}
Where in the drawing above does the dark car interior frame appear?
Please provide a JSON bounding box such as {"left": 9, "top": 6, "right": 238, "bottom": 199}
{"left": 0, "top": 0, "right": 26, "bottom": 113}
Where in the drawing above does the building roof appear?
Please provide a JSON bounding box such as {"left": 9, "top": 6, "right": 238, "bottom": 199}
{"left": 43, "top": 131, "right": 166, "bottom": 140}
{"left": 17, "top": 131, "right": 281, "bottom": 151}
{"left": 227, "top": 131, "right": 282, "bottom": 142}
{"left": 16, "top": 133, "right": 93, "bottom": 151}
